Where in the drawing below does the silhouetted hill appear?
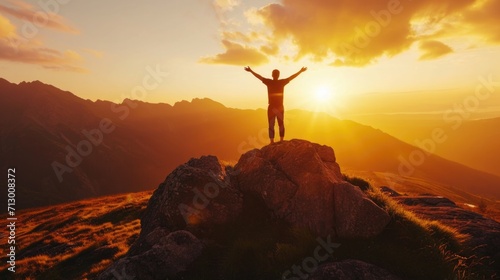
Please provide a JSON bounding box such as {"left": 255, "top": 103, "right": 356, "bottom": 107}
{"left": 1, "top": 78, "right": 500, "bottom": 209}
{"left": 440, "top": 117, "right": 500, "bottom": 177}
{"left": 350, "top": 114, "right": 500, "bottom": 177}
{"left": 0, "top": 79, "right": 166, "bottom": 208}
{"left": 1, "top": 140, "right": 499, "bottom": 279}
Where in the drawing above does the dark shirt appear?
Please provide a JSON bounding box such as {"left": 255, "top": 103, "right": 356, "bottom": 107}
{"left": 262, "top": 78, "right": 290, "bottom": 107}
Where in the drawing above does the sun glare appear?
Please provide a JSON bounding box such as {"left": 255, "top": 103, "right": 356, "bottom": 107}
{"left": 302, "top": 84, "right": 343, "bottom": 115}
{"left": 314, "top": 85, "right": 332, "bottom": 103}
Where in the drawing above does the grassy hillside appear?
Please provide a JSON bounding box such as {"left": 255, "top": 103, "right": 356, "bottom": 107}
{"left": 0, "top": 191, "right": 151, "bottom": 279}
{"left": 3, "top": 178, "right": 497, "bottom": 279}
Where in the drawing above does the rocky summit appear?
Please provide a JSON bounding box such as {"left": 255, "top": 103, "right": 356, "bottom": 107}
{"left": 97, "top": 140, "right": 393, "bottom": 279}
{"left": 234, "top": 139, "right": 390, "bottom": 238}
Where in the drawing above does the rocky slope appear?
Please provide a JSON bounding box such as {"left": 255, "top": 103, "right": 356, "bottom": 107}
{"left": 98, "top": 140, "right": 394, "bottom": 279}
{"left": 390, "top": 193, "right": 500, "bottom": 276}
{"left": 98, "top": 140, "right": 499, "bottom": 280}
{"left": 2, "top": 140, "right": 499, "bottom": 279}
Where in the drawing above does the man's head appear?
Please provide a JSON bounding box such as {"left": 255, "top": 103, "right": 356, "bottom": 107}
{"left": 272, "top": 69, "right": 280, "bottom": 80}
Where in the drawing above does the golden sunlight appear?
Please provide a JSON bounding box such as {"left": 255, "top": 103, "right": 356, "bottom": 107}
{"left": 314, "top": 85, "right": 333, "bottom": 104}
{"left": 314, "top": 86, "right": 332, "bottom": 104}
{"left": 299, "top": 84, "right": 341, "bottom": 115}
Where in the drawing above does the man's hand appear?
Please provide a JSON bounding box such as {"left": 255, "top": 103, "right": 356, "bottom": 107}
{"left": 286, "top": 67, "right": 308, "bottom": 81}
{"left": 244, "top": 66, "right": 265, "bottom": 81}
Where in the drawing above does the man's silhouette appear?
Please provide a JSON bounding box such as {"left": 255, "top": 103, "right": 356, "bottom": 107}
{"left": 244, "top": 66, "right": 307, "bottom": 144}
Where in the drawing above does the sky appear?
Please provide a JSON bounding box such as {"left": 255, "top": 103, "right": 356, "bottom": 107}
{"left": 1, "top": 0, "right": 500, "bottom": 116}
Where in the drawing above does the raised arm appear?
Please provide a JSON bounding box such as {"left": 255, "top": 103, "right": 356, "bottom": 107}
{"left": 286, "top": 67, "right": 307, "bottom": 81}
{"left": 244, "top": 66, "right": 265, "bottom": 82}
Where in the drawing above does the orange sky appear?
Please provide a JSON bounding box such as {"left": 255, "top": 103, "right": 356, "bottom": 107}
{"left": 1, "top": 0, "right": 499, "bottom": 117}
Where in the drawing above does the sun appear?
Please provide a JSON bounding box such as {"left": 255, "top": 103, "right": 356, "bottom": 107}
{"left": 314, "top": 85, "right": 332, "bottom": 103}
{"left": 304, "top": 85, "right": 342, "bottom": 114}
{"left": 298, "top": 84, "right": 343, "bottom": 114}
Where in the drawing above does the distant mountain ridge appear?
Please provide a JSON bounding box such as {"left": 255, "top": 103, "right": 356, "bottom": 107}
{"left": 350, "top": 113, "right": 500, "bottom": 177}
{"left": 1, "top": 78, "right": 500, "bottom": 209}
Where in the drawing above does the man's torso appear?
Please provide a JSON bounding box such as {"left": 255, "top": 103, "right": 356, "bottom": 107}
{"left": 263, "top": 79, "right": 289, "bottom": 107}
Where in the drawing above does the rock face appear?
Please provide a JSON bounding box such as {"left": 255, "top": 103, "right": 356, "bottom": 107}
{"left": 139, "top": 155, "right": 243, "bottom": 243}
{"left": 333, "top": 182, "right": 391, "bottom": 238}
{"left": 100, "top": 139, "right": 392, "bottom": 279}
{"left": 234, "top": 139, "right": 390, "bottom": 238}
{"left": 103, "top": 155, "right": 243, "bottom": 279}
{"left": 97, "top": 230, "right": 203, "bottom": 280}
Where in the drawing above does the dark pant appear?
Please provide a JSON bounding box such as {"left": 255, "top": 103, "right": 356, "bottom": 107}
{"left": 268, "top": 105, "right": 284, "bottom": 139}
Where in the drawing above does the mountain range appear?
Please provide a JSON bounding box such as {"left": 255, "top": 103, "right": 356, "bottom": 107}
{"left": 1, "top": 78, "right": 499, "bottom": 209}
{"left": 348, "top": 113, "right": 500, "bottom": 177}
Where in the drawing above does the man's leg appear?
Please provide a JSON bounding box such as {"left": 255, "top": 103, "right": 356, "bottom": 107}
{"left": 277, "top": 106, "right": 285, "bottom": 142}
{"left": 268, "top": 106, "right": 276, "bottom": 144}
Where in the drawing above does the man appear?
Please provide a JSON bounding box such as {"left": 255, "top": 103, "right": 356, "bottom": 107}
{"left": 244, "top": 66, "right": 307, "bottom": 144}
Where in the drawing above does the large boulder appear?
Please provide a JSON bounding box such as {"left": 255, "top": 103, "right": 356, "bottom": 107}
{"left": 334, "top": 182, "right": 392, "bottom": 238}
{"left": 234, "top": 139, "right": 390, "bottom": 238}
{"left": 127, "top": 155, "right": 243, "bottom": 257}
{"left": 101, "top": 156, "right": 243, "bottom": 279}
{"left": 140, "top": 155, "right": 243, "bottom": 239}
{"left": 99, "top": 140, "right": 393, "bottom": 279}
{"left": 97, "top": 230, "right": 203, "bottom": 280}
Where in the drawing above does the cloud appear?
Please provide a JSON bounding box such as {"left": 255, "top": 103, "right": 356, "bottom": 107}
{"left": 254, "top": 0, "right": 477, "bottom": 66}
{"left": 205, "top": 0, "right": 500, "bottom": 67}
{"left": 0, "top": 0, "right": 78, "bottom": 34}
{"left": 83, "top": 48, "right": 104, "bottom": 58}
{"left": 244, "top": 7, "right": 264, "bottom": 25}
{"left": 199, "top": 40, "right": 269, "bottom": 66}
{"left": 462, "top": 0, "right": 500, "bottom": 43}
{"left": 0, "top": 14, "right": 16, "bottom": 38}
{"left": 419, "top": 40, "right": 453, "bottom": 60}
{"left": 0, "top": 10, "right": 86, "bottom": 72}
{"left": 213, "top": 0, "right": 240, "bottom": 11}
{"left": 0, "top": 38, "right": 87, "bottom": 72}
{"left": 221, "top": 31, "right": 252, "bottom": 43}
{"left": 260, "top": 43, "right": 279, "bottom": 56}
{"left": 203, "top": 0, "right": 269, "bottom": 66}
{"left": 211, "top": 0, "right": 242, "bottom": 28}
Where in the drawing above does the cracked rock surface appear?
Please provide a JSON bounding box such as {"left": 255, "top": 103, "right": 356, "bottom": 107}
{"left": 234, "top": 139, "right": 390, "bottom": 238}
{"left": 99, "top": 139, "right": 391, "bottom": 279}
